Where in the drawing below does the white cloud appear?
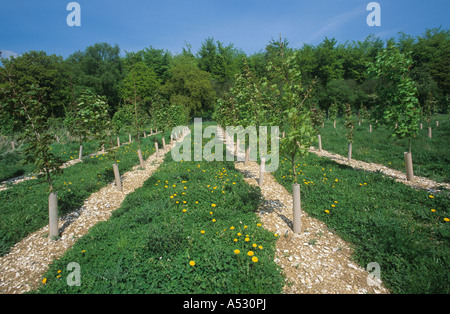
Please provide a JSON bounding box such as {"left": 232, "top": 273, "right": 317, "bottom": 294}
{"left": 307, "top": 5, "right": 367, "bottom": 43}
{"left": 0, "top": 50, "right": 20, "bottom": 59}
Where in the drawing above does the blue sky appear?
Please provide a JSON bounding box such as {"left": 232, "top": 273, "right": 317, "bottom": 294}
{"left": 1, "top": 0, "right": 449, "bottom": 59}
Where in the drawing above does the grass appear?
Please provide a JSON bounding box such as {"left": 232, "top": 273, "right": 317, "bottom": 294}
{"left": 316, "top": 115, "right": 450, "bottom": 183}
{"left": 33, "top": 128, "right": 284, "bottom": 294}
{"left": 273, "top": 152, "right": 449, "bottom": 294}
{"left": 0, "top": 130, "right": 171, "bottom": 257}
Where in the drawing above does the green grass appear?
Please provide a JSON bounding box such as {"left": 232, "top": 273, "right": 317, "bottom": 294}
{"left": 273, "top": 152, "right": 449, "bottom": 294}
{"left": 317, "top": 115, "right": 450, "bottom": 184}
{"left": 33, "top": 132, "right": 284, "bottom": 294}
{"left": 0, "top": 131, "right": 171, "bottom": 257}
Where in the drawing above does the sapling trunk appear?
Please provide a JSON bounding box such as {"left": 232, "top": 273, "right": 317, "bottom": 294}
{"left": 428, "top": 127, "right": 432, "bottom": 139}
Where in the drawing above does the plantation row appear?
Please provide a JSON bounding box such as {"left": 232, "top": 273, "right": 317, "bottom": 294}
{"left": 268, "top": 147, "right": 449, "bottom": 294}
{"left": 0, "top": 131, "right": 170, "bottom": 257}
{"left": 24, "top": 122, "right": 448, "bottom": 294}
{"left": 313, "top": 114, "right": 449, "bottom": 184}
{"left": 33, "top": 127, "right": 284, "bottom": 294}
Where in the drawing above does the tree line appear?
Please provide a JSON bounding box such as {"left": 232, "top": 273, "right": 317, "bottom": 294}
{"left": 1, "top": 27, "right": 448, "bottom": 137}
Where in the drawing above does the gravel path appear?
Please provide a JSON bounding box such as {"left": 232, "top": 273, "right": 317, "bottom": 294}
{"left": 0, "top": 134, "right": 186, "bottom": 294}
{"left": 235, "top": 161, "right": 389, "bottom": 294}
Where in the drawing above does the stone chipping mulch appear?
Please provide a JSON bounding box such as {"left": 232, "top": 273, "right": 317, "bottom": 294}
{"left": 0, "top": 135, "right": 186, "bottom": 294}
{"left": 2, "top": 128, "right": 445, "bottom": 294}
{"left": 234, "top": 161, "right": 389, "bottom": 294}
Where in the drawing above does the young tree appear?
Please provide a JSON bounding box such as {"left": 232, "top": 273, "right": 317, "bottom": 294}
{"left": 264, "top": 44, "right": 316, "bottom": 234}
{"left": 368, "top": 44, "right": 420, "bottom": 180}
{"left": 1, "top": 69, "right": 63, "bottom": 240}
{"left": 344, "top": 103, "right": 355, "bottom": 163}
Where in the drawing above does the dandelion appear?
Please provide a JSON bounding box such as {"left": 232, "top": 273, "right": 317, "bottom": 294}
{"left": 331, "top": 204, "right": 335, "bottom": 208}
{"left": 257, "top": 223, "right": 262, "bottom": 227}
{"left": 189, "top": 261, "right": 196, "bottom": 266}
{"left": 431, "top": 209, "right": 436, "bottom": 213}
{"left": 212, "top": 219, "right": 216, "bottom": 222}
{"left": 258, "top": 245, "right": 263, "bottom": 250}
{"left": 252, "top": 256, "right": 258, "bottom": 263}
{"left": 230, "top": 226, "right": 235, "bottom": 230}
{"left": 42, "top": 278, "right": 47, "bottom": 284}
{"left": 183, "top": 209, "right": 187, "bottom": 213}
{"left": 247, "top": 251, "right": 254, "bottom": 257}
{"left": 444, "top": 218, "right": 449, "bottom": 222}
{"left": 429, "top": 195, "right": 434, "bottom": 199}
{"left": 252, "top": 243, "right": 257, "bottom": 248}
{"left": 211, "top": 204, "right": 217, "bottom": 208}
{"left": 334, "top": 201, "right": 338, "bottom": 204}
{"left": 237, "top": 233, "right": 241, "bottom": 236}
{"left": 234, "top": 238, "right": 238, "bottom": 242}
{"left": 245, "top": 238, "right": 250, "bottom": 242}
{"left": 325, "top": 210, "right": 330, "bottom": 214}
{"left": 183, "top": 201, "right": 187, "bottom": 204}
{"left": 200, "top": 230, "right": 205, "bottom": 234}
{"left": 234, "top": 249, "right": 240, "bottom": 254}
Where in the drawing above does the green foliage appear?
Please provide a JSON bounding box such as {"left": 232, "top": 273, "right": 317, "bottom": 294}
{"left": 368, "top": 44, "right": 421, "bottom": 149}
{"left": 160, "top": 62, "right": 216, "bottom": 118}
{"left": 344, "top": 103, "right": 355, "bottom": 144}
{"left": 65, "top": 43, "right": 124, "bottom": 111}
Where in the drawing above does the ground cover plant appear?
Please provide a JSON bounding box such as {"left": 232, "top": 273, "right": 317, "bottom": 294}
{"left": 273, "top": 152, "right": 449, "bottom": 294}
{"left": 0, "top": 131, "right": 171, "bottom": 257}
{"left": 33, "top": 133, "right": 284, "bottom": 294}
{"left": 318, "top": 115, "right": 450, "bottom": 183}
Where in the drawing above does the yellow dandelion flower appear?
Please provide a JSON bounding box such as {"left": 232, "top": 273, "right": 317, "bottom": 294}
{"left": 200, "top": 230, "right": 205, "bottom": 234}
{"left": 211, "top": 204, "right": 217, "bottom": 208}
{"left": 429, "top": 195, "right": 434, "bottom": 199}
{"left": 252, "top": 243, "right": 257, "bottom": 248}
{"left": 431, "top": 209, "right": 436, "bottom": 212}
{"left": 183, "top": 209, "right": 187, "bottom": 213}
{"left": 258, "top": 245, "right": 263, "bottom": 250}
{"left": 444, "top": 218, "right": 449, "bottom": 222}
{"left": 189, "top": 261, "right": 195, "bottom": 266}
{"left": 252, "top": 256, "right": 258, "bottom": 263}
{"left": 245, "top": 238, "right": 250, "bottom": 242}
{"left": 42, "top": 278, "right": 47, "bottom": 284}
{"left": 247, "top": 251, "right": 254, "bottom": 256}
{"left": 325, "top": 210, "right": 330, "bottom": 214}
{"left": 234, "top": 249, "right": 240, "bottom": 254}
{"left": 230, "top": 226, "right": 235, "bottom": 230}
